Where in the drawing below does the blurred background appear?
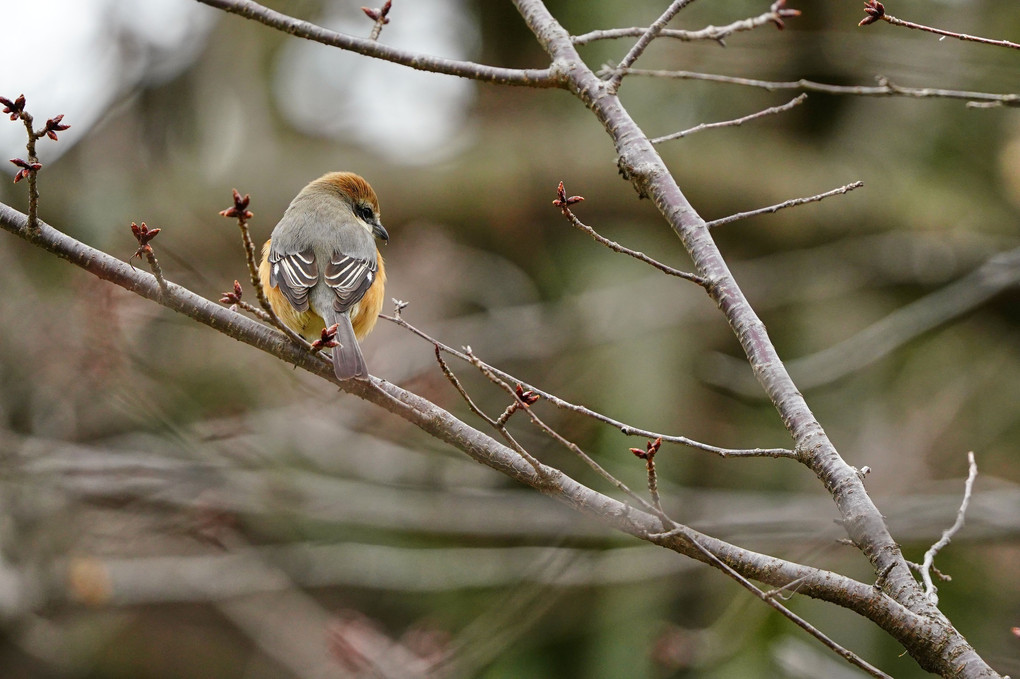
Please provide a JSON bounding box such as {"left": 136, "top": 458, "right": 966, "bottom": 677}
{"left": 0, "top": 0, "right": 1018, "bottom": 677}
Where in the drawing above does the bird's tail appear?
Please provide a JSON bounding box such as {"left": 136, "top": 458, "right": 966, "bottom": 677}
{"left": 329, "top": 313, "right": 368, "bottom": 380}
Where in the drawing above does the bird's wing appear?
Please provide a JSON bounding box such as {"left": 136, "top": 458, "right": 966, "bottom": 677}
{"left": 325, "top": 252, "right": 378, "bottom": 314}
{"left": 268, "top": 247, "right": 318, "bottom": 312}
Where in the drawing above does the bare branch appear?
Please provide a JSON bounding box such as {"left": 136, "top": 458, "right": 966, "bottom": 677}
{"left": 573, "top": 1, "right": 800, "bottom": 46}
{"left": 609, "top": 69, "right": 1020, "bottom": 107}
{"left": 554, "top": 181, "right": 706, "bottom": 285}
{"left": 919, "top": 452, "right": 978, "bottom": 604}
{"left": 464, "top": 347, "right": 667, "bottom": 520}
{"left": 434, "top": 345, "right": 547, "bottom": 476}
{"left": 194, "top": 0, "right": 562, "bottom": 88}
{"left": 650, "top": 94, "right": 807, "bottom": 144}
{"left": 706, "top": 181, "right": 864, "bottom": 229}
{"left": 383, "top": 310, "right": 795, "bottom": 459}
{"left": 606, "top": 0, "right": 699, "bottom": 92}
{"left": 859, "top": 0, "right": 1020, "bottom": 51}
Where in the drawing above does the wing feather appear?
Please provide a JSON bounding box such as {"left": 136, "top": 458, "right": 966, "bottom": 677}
{"left": 325, "top": 252, "right": 377, "bottom": 313}
{"left": 268, "top": 247, "right": 318, "bottom": 312}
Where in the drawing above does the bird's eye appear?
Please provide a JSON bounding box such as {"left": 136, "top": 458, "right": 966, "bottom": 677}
{"left": 356, "top": 205, "right": 374, "bottom": 222}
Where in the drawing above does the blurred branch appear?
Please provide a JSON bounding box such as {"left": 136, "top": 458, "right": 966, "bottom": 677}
{"left": 687, "top": 536, "right": 892, "bottom": 679}
{"left": 649, "top": 93, "right": 807, "bottom": 144}
{"left": 609, "top": 69, "right": 1020, "bottom": 107}
{"left": 572, "top": 1, "right": 800, "bottom": 46}
{"left": 193, "top": 0, "right": 562, "bottom": 88}
{"left": 55, "top": 544, "right": 693, "bottom": 607}
{"left": 706, "top": 245, "right": 1020, "bottom": 395}
{"left": 19, "top": 429, "right": 1019, "bottom": 547}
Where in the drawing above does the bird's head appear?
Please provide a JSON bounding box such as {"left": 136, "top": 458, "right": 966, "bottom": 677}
{"left": 308, "top": 171, "right": 389, "bottom": 243}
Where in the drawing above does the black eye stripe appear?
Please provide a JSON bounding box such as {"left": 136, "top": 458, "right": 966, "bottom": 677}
{"left": 356, "top": 204, "right": 374, "bottom": 222}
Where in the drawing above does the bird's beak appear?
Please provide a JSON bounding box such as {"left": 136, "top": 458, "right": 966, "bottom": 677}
{"left": 373, "top": 221, "right": 389, "bottom": 243}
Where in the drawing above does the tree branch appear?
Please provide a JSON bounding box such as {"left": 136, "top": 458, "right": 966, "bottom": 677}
{"left": 572, "top": 1, "right": 800, "bottom": 46}
{"left": 649, "top": 94, "right": 807, "bottom": 144}
{"left": 610, "top": 69, "right": 1020, "bottom": 107}
{"left": 193, "top": 0, "right": 563, "bottom": 88}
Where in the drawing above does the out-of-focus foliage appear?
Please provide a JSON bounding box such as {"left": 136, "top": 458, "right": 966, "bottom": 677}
{"left": 0, "top": 0, "right": 1017, "bottom": 677}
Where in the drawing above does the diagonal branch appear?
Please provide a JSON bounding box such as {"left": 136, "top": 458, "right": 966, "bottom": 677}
{"left": 605, "top": 0, "right": 699, "bottom": 92}
{"left": 918, "top": 451, "right": 978, "bottom": 604}
{"left": 555, "top": 183, "right": 706, "bottom": 285}
{"left": 649, "top": 94, "right": 807, "bottom": 144}
{"left": 706, "top": 181, "right": 863, "bottom": 229}
{"left": 193, "top": 0, "right": 563, "bottom": 88}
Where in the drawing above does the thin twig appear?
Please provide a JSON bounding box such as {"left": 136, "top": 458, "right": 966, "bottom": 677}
{"left": 465, "top": 348, "right": 668, "bottom": 521}
{"left": 220, "top": 190, "right": 313, "bottom": 350}
{"left": 609, "top": 69, "right": 1020, "bottom": 107}
{"left": 237, "top": 300, "right": 272, "bottom": 322}
{"left": 631, "top": 438, "right": 669, "bottom": 529}
{"left": 130, "top": 222, "right": 169, "bottom": 298}
{"left": 555, "top": 182, "right": 705, "bottom": 285}
{"left": 606, "top": 0, "right": 699, "bottom": 92}
{"left": 143, "top": 250, "right": 169, "bottom": 298}
{"left": 21, "top": 115, "right": 40, "bottom": 230}
{"left": 383, "top": 310, "right": 795, "bottom": 459}
{"left": 686, "top": 536, "right": 893, "bottom": 679}
{"left": 573, "top": 2, "right": 800, "bottom": 46}
{"left": 919, "top": 451, "right": 978, "bottom": 604}
{"left": 706, "top": 181, "right": 863, "bottom": 229}
{"left": 362, "top": 0, "right": 392, "bottom": 41}
{"left": 434, "top": 345, "right": 546, "bottom": 475}
{"left": 650, "top": 94, "right": 806, "bottom": 144}
{"left": 2, "top": 95, "right": 70, "bottom": 230}
{"left": 860, "top": 0, "right": 1020, "bottom": 51}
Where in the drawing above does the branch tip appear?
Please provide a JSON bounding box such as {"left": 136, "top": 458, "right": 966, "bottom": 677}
{"left": 859, "top": 0, "right": 885, "bottom": 26}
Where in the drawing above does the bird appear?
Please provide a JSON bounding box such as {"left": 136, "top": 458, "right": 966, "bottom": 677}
{"left": 258, "top": 172, "right": 388, "bottom": 380}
